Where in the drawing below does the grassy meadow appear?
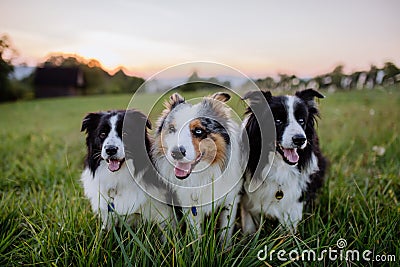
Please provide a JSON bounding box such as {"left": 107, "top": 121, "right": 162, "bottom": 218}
{"left": 0, "top": 87, "right": 399, "bottom": 266}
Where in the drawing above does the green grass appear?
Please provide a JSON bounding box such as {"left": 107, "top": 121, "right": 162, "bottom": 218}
{"left": 0, "top": 88, "right": 399, "bottom": 266}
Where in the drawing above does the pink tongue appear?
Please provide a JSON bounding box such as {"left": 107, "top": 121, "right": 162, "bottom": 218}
{"left": 108, "top": 160, "right": 121, "bottom": 172}
{"left": 283, "top": 148, "right": 299, "bottom": 163}
{"left": 174, "top": 162, "right": 192, "bottom": 178}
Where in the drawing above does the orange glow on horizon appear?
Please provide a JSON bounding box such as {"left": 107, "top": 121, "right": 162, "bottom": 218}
{"left": 13, "top": 51, "right": 400, "bottom": 80}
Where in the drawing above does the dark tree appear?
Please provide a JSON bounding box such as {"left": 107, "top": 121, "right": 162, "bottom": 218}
{"left": 0, "top": 35, "right": 17, "bottom": 102}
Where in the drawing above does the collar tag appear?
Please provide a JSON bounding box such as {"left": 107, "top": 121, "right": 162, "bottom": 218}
{"left": 275, "top": 190, "right": 284, "bottom": 200}
{"left": 191, "top": 206, "right": 197, "bottom": 216}
{"left": 108, "top": 202, "right": 115, "bottom": 212}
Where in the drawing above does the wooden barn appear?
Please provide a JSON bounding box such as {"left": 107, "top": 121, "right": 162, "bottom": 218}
{"left": 34, "top": 67, "right": 85, "bottom": 98}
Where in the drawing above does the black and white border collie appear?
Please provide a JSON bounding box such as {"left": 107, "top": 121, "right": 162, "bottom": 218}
{"left": 80, "top": 110, "right": 172, "bottom": 230}
{"left": 152, "top": 92, "right": 243, "bottom": 243}
{"left": 241, "top": 89, "right": 327, "bottom": 233}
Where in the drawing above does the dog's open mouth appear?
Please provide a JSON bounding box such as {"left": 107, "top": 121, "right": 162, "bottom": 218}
{"left": 174, "top": 154, "right": 202, "bottom": 179}
{"left": 106, "top": 158, "right": 125, "bottom": 172}
{"left": 277, "top": 144, "right": 299, "bottom": 165}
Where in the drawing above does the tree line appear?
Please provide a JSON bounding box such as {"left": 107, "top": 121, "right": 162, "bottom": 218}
{"left": 0, "top": 35, "right": 144, "bottom": 102}
{"left": 1, "top": 34, "right": 399, "bottom": 103}
{"left": 250, "top": 63, "right": 400, "bottom": 92}
{"left": 40, "top": 54, "right": 144, "bottom": 95}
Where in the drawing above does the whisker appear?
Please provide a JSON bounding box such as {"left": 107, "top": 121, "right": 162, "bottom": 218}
{"left": 92, "top": 151, "right": 102, "bottom": 160}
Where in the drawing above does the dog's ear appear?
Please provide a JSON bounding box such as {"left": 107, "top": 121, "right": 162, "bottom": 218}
{"left": 125, "top": 109, "right": 152, "bottom": 130}
{"left": 81, "top": 112, "right": 102, "bottom": 133}
{"left": 296, "top": 89, "right": 324, "bottom": 102}
{"left": 146, "top": 118, "right": 152, "bottom": 130}
{"left": 156, "top": 93, "right": 185, "bottom": 134}
{"left": 210, "top": 92, "right": 231, "bottom": 102}
{"left": 202, "top": 92, "right": 231, "bottom": 119}
{"left": 166, "top": 93, "right": 185, "bottom": 110}
{"left": 296, "top": 89, "right": 324, "bottom": 114}
{"left": 242, "top": 90, "right": 272, "bottom": 104}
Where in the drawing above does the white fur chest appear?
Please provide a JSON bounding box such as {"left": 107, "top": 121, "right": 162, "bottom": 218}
{"left": 156, "top": 157, "right": 241, "bottom": 215}
{"left": 81, "top": 160, "right": 146, "bottom": 215}
{"left": 244, "top": 152, "right": 318, "bottom": 221}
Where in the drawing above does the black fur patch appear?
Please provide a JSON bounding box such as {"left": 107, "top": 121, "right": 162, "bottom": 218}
{"left": 243, "top": 91, "right": 275, "bottom": 178}
{"left": 198, "top": 117, "right": 230, "bottom": 145}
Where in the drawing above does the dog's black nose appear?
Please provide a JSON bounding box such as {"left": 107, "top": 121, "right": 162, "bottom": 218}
{"left": 171, "top": 145, "right": 186, "bottom": 160}
{"left": 105, "top": 145, "right": 118, "bottom": 156}
{"left": 292, "top": 135, "right": 306, "bottom": 147}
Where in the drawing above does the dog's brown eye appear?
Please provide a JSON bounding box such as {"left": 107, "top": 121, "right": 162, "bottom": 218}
{"left": 99, "top": 132, "right": 107, "bottom": 139}
{"left": 275, "top": 119, "right": 283, "bottom": 126}
{"left": 298, "top": 118, "right": 305, "bottom": 126}
{"left": 168, "top": 125, "right": 176, "bottom": 133}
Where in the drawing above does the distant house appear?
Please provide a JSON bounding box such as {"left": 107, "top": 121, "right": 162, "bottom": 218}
{"left": 34, "top": 67, "right": 85, "bottom": 98}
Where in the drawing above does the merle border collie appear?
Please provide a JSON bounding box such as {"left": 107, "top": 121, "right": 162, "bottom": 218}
{"left": 241, "top": 89, "right": 327, "bottom": 233}
{"left": 80, "top": 109, "right": 173, "bottom": 230}
{"left": 152, "top": 92, "right": 243, "bottom": 243}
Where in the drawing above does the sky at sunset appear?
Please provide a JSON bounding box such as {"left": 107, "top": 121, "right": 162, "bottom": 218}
{"left": 1, "top": 0, "right": 399, "bottom": 78}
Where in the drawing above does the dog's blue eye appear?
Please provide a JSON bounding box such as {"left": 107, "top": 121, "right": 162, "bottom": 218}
{"left": 193, "top": 128, "right": 205, "bottom": 137}
{"left": 275, "top": 119, "right": 282, "bottom": 126}
{"left": 99, "top": 132, "right": 107, "bottom": 139}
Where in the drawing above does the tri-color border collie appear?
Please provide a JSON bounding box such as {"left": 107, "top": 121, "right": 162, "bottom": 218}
{"left": 241, "top": 89, "right": 327, "bottom": 233}
{"left": 80, "top": 110, "right": 173, "bottom": 230}
{"left": 152, "top": 92, "right": 243, "bottom": 243}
